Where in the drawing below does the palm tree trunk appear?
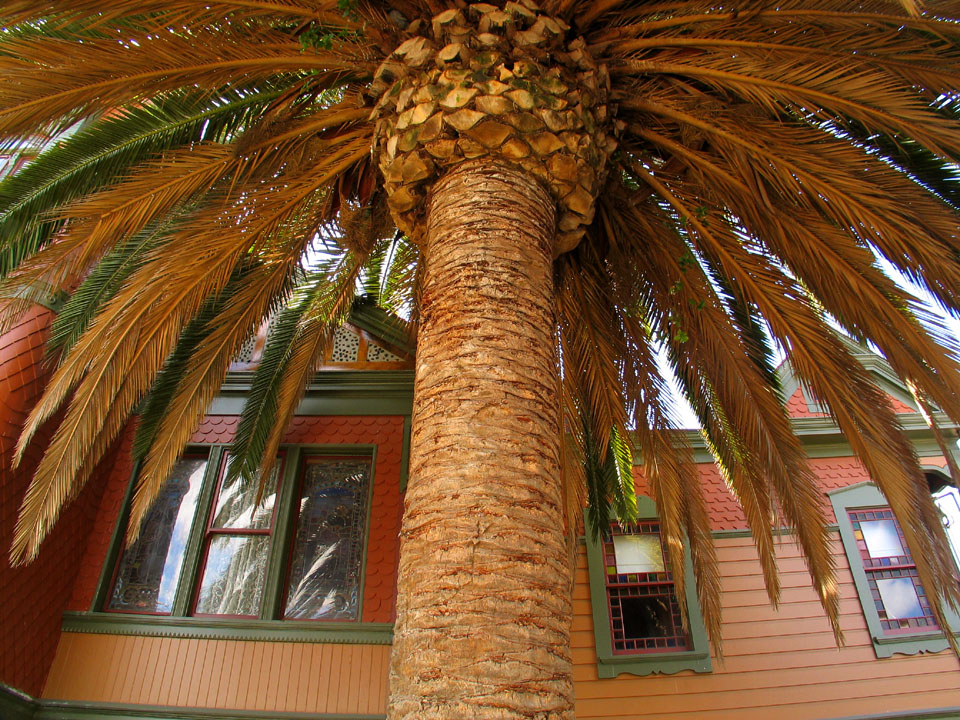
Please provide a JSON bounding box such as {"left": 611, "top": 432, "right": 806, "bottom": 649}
{"left": 388, "top": 159, "right": 574, "bottom": 720}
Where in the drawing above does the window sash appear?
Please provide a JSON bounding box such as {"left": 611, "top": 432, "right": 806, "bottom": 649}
{"left": 848, "top": 507, "right": 938, "bottom": 635}
{"left": 191, "top": 456, "right": 283, "bottom": 618}
{"left": 603, "top": 521, "right": 690, "bottom": 654}
{"left": 103, "top": 446, "right": 375, "bottom": 624}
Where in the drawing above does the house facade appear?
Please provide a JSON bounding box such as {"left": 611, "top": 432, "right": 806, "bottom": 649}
{"left": 1, "top": 306, "right": 959, "bottom": 720}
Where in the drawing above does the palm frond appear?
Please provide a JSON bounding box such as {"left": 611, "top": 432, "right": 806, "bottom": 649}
{"left": 0, "top": 83, "right": 292, "bottom": 276}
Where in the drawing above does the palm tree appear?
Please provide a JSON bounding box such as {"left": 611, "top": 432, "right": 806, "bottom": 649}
{"left": 2, "top": 1, "right": 960, "bottom": 717}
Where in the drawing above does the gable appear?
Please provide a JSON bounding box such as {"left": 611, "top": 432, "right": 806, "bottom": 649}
{"left": 777, "top": 337, "right": 918, "bottom": 419}
{"left": 229, "top": 301, "right": 415, "bottom": 373}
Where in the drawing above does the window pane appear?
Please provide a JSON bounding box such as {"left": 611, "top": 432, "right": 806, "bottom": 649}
{"left": 613, "top": 535, "right": 665, "bottom": 574}
{"left": 861, "top": 519, "right": 904, "bottom": 558}
{"left": 108, "top": 457, "right": 207, "bottom": 613}
{"left": 284, "top": 458, "right": 372, "bottom": 620}
{"left": 876, "top": 577, "right": 924, "bottom": 620}
{"left": 194, "top": 535, "right": 269, "bottom": 616}
{"left": 211, "top": 463, "right": 279, "bottom": 530}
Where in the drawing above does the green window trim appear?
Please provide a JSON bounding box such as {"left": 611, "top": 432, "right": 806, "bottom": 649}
{"left": 586, "top": 496, "right": 712, "bottom": 678}
{"left": 829, "top": 481, "right": 960, "bottom": 658}
{"left": 86, "top": 444, "right": 389, "bottom": 644}
{"left": 59, "top": 611, "right": 393, "bottom": 644}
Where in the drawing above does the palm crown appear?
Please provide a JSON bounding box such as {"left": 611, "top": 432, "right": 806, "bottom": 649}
{"left": 3, "top": 1, "right": 960, "bottom": 711}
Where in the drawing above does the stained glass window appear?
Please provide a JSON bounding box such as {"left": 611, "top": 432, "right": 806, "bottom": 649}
{"left": 283, "top": 457, "right": 372, "bottom": 620}
{"left": 106, "top": 449, "right": 375, "bottom": 623}
{"left": 848, "top": 508, "right": 938, "bottom": 634}
{"left": 107, "top": 456, "right": 207, "bottom": 614}
{"left": 603, "top": 521, "right": 689, "bottom": 653}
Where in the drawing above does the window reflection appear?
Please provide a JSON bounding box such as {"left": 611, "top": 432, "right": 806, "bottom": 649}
{"left": 192, "top": 459, "right": 281, "bottom": 617}
{"left": 284, "top": 458, "right": 371, "bottom": 620}
{"left": 108, "top": 457, "right": 207, "bottom": 613}
{"left": 876, "top": 577, "right": 924, "bottom": 620}
{"left": 860, "top": 519, "right": 905, "bottom": 558}
{"left": 194, "top": 535, "right": 269, "bottom": 616}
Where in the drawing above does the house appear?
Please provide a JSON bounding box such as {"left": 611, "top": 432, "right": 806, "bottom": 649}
{"left": 1, "top": 303, "right": 959, "bottom": 720}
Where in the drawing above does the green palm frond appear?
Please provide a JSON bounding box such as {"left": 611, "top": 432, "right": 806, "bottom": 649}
{"left": 0, "top": 83, "right": 294, "bottom": 276}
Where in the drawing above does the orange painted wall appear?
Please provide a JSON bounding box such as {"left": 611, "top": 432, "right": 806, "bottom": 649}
{"left": 572, "top": 534, "right": 960, "bottom": 720}
{"left": 0, "top": 307, "right": 115, "bottom": 696}
{"left": 43, "top": 634, "right": 389, "bottom": 715}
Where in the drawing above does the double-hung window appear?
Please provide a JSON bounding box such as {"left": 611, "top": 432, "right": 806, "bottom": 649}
{"left": 830, "top": 481, "right": 960, "bottom": 657}
{"left": 586, "top": 496, "right": 711, "bottom": 677}
{"left": 101, "top": 447, "right": 377, "bottom": 633}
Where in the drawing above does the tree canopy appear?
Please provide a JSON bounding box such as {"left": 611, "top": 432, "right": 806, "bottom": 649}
{"left": 2, "top": 0, "right": 960, "bottom": 662}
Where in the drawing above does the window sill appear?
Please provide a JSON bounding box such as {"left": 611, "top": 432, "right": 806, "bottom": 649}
{"left": 872, "top": 630, "right": 960, "bottom": 658}
{"left": 61, "top": 611, "right": 393, "bottom": 645}
{"left": 597, "top": 649, "right": 711, "bottom": 678}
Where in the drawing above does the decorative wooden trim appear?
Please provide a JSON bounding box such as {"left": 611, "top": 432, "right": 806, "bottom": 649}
{"left": 828, "top": 482, "right": 960, "bottom": 658}
{"left": 213, "top": 371, "right": 414, "bottom": 416}
{"left": 61, "top": 612, "right": 394, "bottom": 644}
{"left": 585, "top": 496, "right": 712, "bottom": 678}
{"left": 34, "top": 699, "right": 384, "bottom": 720}
{"left": 0, "top": 682, "right": 36, "bottom": 720}
{"left": 654, "top": 412, "right": 957, "bottom": 463}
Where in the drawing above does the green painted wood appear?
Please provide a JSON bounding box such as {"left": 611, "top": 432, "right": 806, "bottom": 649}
{"left": 821, "top": 708, "right": 960, "bottom": 720}
{"left": 91, "top": 459, "right": 142, "bottom": 611}
{"left": 34, "top": 699, "right": 383, "bottom": 720}
{"left": 60, "top": 611, "right": 394, "bottom": 644}
{"left": 829, "top": 482, "right": 960, "bottom": 658}
{"left": 172, "top": 447, "right": 222, "bottom": 617}
{"left": 0, "top": 682, "right": 36, "bottom": 720}
{"left": 262, "top": 447, "right": 302, "bottom": 620}
{"left": 213, "top": 371, "right": 414, "bottom": 416}
{"left": 585, "top": 496, "right": 712, "bottom": 678}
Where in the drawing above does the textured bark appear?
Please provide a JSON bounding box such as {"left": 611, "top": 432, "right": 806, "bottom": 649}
{"left": 388, "top": 159, "right": 573, "bottom": 720}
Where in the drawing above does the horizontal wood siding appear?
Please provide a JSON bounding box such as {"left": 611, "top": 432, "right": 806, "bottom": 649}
{"left": 42, "top": 634, "right": 389, "bottom": 715}
{"left": 573, "top": 534, "right": 960, "bottom": 720}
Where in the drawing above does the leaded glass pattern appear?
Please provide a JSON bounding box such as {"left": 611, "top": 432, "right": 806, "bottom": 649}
{"left": 284, "top": 457, "right": 372, "bottom": 620}
{"left": 107, "top": 457, "right": 207, "bottom": 614}
{"left": 603, "top": 521, "right": 689, "bottom": 653}
{"left": 849, "top": 508, "right": 938, "bottom": 633}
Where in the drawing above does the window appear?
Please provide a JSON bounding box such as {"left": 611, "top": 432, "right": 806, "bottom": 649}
{"left": 830, "top": 482, "right": 960, "bottom": 657}
{"left": 103, "top": 447, "right": 375, "bottom": 627}
{"left": 586, "top": 496, "right": 711, "bottom": 678}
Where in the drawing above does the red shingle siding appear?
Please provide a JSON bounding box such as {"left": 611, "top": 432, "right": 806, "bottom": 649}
{"left": 67, "top": 414, "right": 405, "bottom": 623}
{"left": 0, "top": 307, "right": 109, "bottom": 696}
{"left": 635, "top": 455, "right": 883, "bottom": 532}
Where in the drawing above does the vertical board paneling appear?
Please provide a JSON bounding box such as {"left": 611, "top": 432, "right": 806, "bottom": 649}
{"left": 43, "top": 635, "right": 391, "bottom": 715}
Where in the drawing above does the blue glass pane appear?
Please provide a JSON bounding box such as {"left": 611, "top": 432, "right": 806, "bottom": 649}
{"left": 876, "top": 577, "right": 923, "bottom": 619}
{"left": 108, "top": 458, "right": 207, "bottom": 613}
{"left": 860, "top": 519, "right": 904, "bottom": 558}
